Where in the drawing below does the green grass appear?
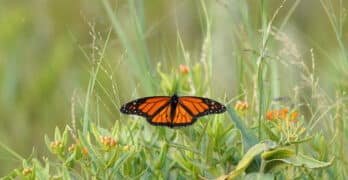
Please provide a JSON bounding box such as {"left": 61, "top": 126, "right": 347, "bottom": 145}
{"left": 1, "top": 0, "right": 348, "bottom": 179}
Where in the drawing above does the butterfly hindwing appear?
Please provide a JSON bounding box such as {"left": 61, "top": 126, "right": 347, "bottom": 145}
{"left": 172, "top": 104, "right": 196, "bottom": 126}
{"left": 148, "top": 104, "right": 172, "bottom": 126}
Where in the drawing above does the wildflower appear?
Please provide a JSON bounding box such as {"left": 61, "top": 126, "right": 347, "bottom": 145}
{"left": 289, "top": 111, "right": 299, "bottom": 122}
{"left": 68, "top": 143, "right": 88, "bottom": 156}
{"left": 100, "top": 135, "right": 117, "bottom": 151}
{"left": 265, "top": 108, "right": 299, "bottom": 122}
{"left": 179, "top": 64, "right": 189, "bottom": 74}
{"left": 280, "top": 108, "right": 288, "bottom": 120}
{"left": 235, "top": 101, "right": 249, "bottom": 111}
{"left": 265, "top": 107, "right": 305, "bottom": 145}
{"left": 50, "top": 141, "right": 63, "bottom": 153}
{"left": 82, "top": 147, "right": 88, "bottom": 155}
{"left": 273, "top": 109, "right": 280, "bottom": 118}
{"left": 266, "top": 111, "right": 274, "bottom": 120}
{"left": 235, "top": 100, "right": 249, "bottom": 117}
{"left": 22, "top": 167, "right": 33, "bottom": 176}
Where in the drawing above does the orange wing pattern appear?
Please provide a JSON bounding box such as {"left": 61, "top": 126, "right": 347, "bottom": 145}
{"left": 172, "top": 104, "right": 195, "bottom": 126}
{"left": 120, "top": 96, "right": 170, "bottom": 118}
{"left": 150, "top": 105, "right": 172, "bottom": 125}
{"left": 179, "top": 96, "right": 226, "bottom": 117}
{"left": 120, "top": 94, "right": 226, "bottom": 128}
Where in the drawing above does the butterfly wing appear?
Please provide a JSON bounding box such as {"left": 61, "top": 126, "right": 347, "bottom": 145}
{"left": 148, "top": 104, "right": 172, "bottom": 126}
{"left": 178, "top": 96, "right": 226, "bottom": 117}
{"left": 171, "top": 103, "right": 197, "bottom": 127}
{"left": 120, "top": 95, "right": 226, "bottom": 128}
{"left": 120, "top": 96, "right": 172, "bottom": 125}
{"left": 120, "top": 96, "right": 171, "bottom": 118}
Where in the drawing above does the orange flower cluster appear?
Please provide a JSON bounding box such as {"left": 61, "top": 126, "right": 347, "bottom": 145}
{"left": 266, "top": 108, "right": 299, "bottom": 122}
{"left": 100, "top": 135, "right": 117, "bottom": 150}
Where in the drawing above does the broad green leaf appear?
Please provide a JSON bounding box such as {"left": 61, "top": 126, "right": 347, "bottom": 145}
{"left": 261, "top": 148, "right": 294, "bottom": 172}
{"left": 266, "top": 153, "right": 334, "bottom": 169}
{"left": 223, "top": 141, "right": 276, "bottom": 179}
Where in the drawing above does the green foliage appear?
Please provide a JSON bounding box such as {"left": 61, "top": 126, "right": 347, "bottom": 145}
{"left": 1, "top": 0, "right": 348, "bottom": 179}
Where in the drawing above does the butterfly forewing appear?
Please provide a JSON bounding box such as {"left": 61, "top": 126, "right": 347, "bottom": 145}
{"left": 120, "top": 96, "right": 171, "bottom": 118}
{"left": 179, "top": 97, "right": 226, "bottom": 117}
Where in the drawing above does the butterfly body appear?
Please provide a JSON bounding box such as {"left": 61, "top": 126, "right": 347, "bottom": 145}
{"left": 120, "top": 94, "right": 226, "bottom": 128}
{"left": 169, "top": 94, "right": 179, "bottom": 122}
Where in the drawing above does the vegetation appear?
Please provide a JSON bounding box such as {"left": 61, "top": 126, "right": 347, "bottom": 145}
{"left": 1, "top": 0, "right": 347, "bottom": 179}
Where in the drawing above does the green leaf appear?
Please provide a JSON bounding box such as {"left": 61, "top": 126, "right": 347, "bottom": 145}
{"left": 33, "top": 159, "right": 50, "bottom": 180}
{"left": 245, "top": 172, "right": 274, "bottom": 180}
{"left": 78, "top": 131, "right": 105, "bottom": 167}
{"left": 173, "top": 153, "right": 195, "bottom": 175}
{"left": 226, "top": 106, "right": 258, "bottom": 150}
{"left": 44, "top": 135, "right": 51, "bottom": 152}
{"left": 261, "top": 148, "right": 294, "bottom": 160}
{"left": 62, "top": 126, "right": 69, "bottom": 147}
{"left": 109, "top": 152, "right": 133, "bottom": 176}
{"left": 266, "top": 153, "right": 334, "bottom": 169}
{"left": 262, "top": 122, "right": 280, "bottom": 142}
{"left": 54, "top": 126, "right": 61, "bottom": 141}
{"left": 283, "top": 135, "right": 313, "bottom": 146}
{"left": 223, "top": 141, "right": 276, "bottom": 179}
{"left": 156, "top": 142, "right": 169, "bottom": 170}
{"left": 62, "top": 166, "right": 71, "bottom": 180}
{"left": 2, "top": 168, "right": 21, "bottom": 179}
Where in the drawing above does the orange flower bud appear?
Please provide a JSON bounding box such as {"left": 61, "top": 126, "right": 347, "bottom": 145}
{"left": 180, "top": 64, "right": 189, "bottom": 74}
{"left": 280, "top": 108, "right": 288, "bottom": 120}
{"left": 82, "top": 147, "right": 88, "bottom": 155}
{"left": 266, "top": 111, "right": 274, "bottom": 120}
{"left": 290, "top": 111, "right": 299, "bottom": 122}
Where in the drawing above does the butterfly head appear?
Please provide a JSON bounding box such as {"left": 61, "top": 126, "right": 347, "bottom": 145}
{"left": 171, "top": 93, "right": 179, "bottom": 104}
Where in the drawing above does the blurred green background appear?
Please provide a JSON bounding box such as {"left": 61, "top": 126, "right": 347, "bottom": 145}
{"left": 0, "top": 0, "right": 347, "bottom": 175}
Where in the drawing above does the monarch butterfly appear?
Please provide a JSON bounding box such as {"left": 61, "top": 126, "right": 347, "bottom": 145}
{"left": 120, "top": 94, "right": 226, "bottom": 128}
